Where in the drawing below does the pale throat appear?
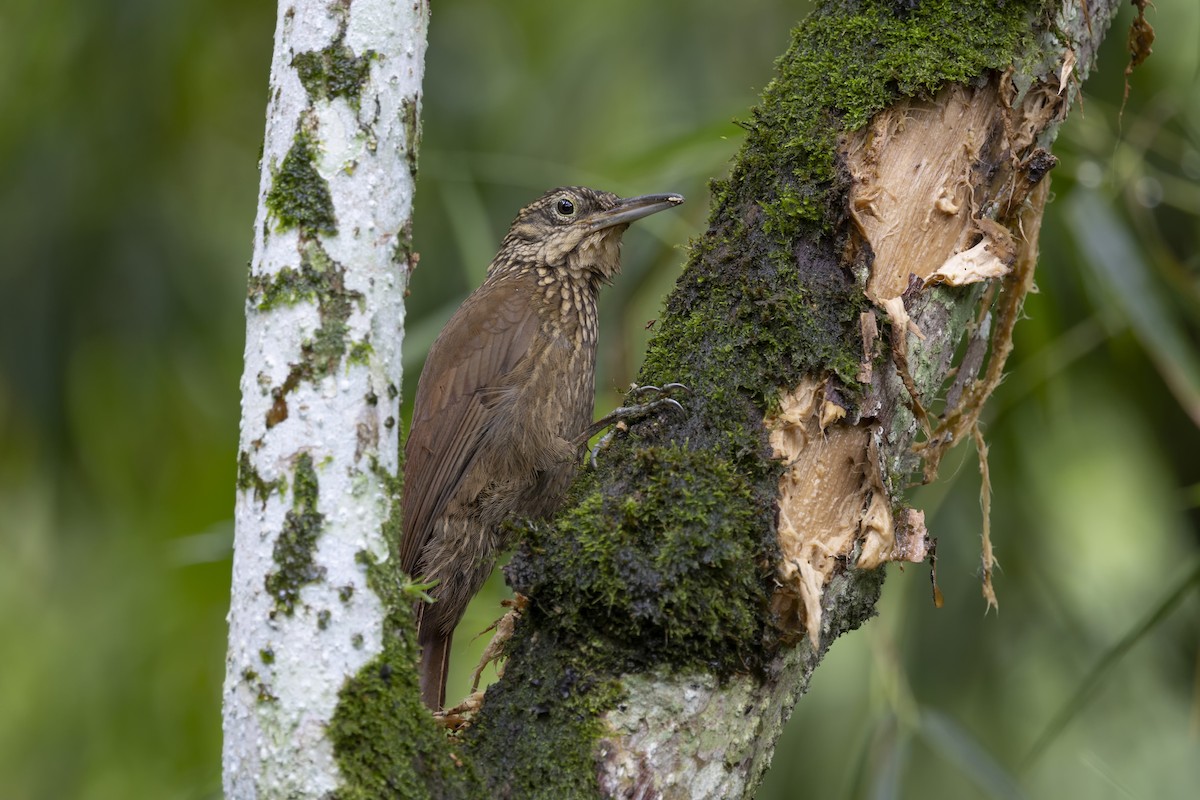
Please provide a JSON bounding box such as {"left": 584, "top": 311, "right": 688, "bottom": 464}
{"left": 568, "top": 226, "right": 626, "bottom": 283}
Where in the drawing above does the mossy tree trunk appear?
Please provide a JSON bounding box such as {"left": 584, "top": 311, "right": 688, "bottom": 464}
{"left": 223, "top": 1, "right": 437, "bottom": 797}
{"left": 455, "top": 1, "right": 1127, "bottom": 798}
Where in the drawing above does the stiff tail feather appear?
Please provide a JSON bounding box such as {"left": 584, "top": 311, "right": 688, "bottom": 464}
{"left": 417, "top": 625, "right": 452, "bottom": 711}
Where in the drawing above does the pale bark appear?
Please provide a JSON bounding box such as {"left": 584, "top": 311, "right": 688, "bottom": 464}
{"left": 223, "top": 1, "right": 427, "bottom": 797}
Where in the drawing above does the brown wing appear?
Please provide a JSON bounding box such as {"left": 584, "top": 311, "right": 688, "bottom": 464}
{"left": 400, "top": 276, "right": 541, "bottom": 575}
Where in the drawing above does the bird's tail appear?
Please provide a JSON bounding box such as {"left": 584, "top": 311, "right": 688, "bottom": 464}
{"left": 417, "top": 624, "right": 451, "bottom": 711}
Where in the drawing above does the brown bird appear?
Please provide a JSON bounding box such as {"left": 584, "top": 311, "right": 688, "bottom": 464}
{"left": 401, "top": 186, "right": 684, "bottom": 710}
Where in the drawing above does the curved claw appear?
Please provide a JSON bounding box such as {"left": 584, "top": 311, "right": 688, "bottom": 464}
{"left": 626, "top": 382, "right": 691, "bottom": 402}
{"left": 656, "top": 397, "right": 685, "bottom": 414}
{"left": 627, "top": 383, "right": 662, "bottom": 401}
{"left": 590, "top": 427, "right": 619, "bottom": 469}
{"left": 581, "top": 395, "right": 688, "bottom": 466}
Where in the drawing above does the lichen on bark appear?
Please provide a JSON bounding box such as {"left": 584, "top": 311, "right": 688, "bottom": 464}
{"left": 248, "top": 238, "right": 365, "bottom": 429}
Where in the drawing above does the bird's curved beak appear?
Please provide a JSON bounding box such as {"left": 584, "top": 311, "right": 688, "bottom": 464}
{"left": 586, "top": 193, "right": 685, "bottom": 232}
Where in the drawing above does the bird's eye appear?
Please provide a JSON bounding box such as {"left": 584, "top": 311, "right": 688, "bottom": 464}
{"left": 555, "top": 197, "right": 576, "bottom": 216}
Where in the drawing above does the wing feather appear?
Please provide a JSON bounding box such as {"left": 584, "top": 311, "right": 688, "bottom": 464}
{"left": 400, "top": 277, "right": 541, "bottom": 574}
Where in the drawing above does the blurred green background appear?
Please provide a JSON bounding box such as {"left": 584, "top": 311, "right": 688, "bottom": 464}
{"left": 1, "top": 1, "right": 1197, "bottom": 797}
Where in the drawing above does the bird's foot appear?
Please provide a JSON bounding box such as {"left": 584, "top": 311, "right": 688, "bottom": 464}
{"left": 576, "top": 383, "right": 690, "bottom": 465}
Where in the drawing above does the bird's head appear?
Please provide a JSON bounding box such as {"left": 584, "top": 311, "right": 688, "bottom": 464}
{"left": 496, "top": 186, "right": 683, "bottom": 281}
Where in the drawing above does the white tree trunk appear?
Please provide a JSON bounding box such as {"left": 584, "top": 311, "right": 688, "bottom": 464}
{"left": 223, "top": 1, "right": 428, "bottom": 796}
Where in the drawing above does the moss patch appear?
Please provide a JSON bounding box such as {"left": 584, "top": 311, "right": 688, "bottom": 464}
{"left": 237, "top": 450, "right": 287, "bottom": 506}
{"left": 348, "top": 338, "right": 374, "bottom": 366}
{"left": 330, "top": 449, "right": 479, "bottom": 798}
{"left": 508, "top": 444, "right": 774, "bottom": 677}
{"left": 248, "top": 239, "right": 365, "bottom": 429}
{"left": 401, "top": 97, "right": 421, "bottom": 180}
{"left": 265, "top": 453, "right": 326, "bottom": 616}
{"left": 465, "top": 628, "right": 623, "bottom": 800}
{"left": 330, "top": 552, "right": 481, "bottom": 800}
{"left": 293, "top": 33, "right": 374, "bottom": 106}
{"left": 266, "top": 127, "right": 336, "bottom": 236}
{"left": 719, "top": 0, "right": 1043, "bottom": 242}
{"left": 473, "top": 445, "right": 778, "bottom": 797}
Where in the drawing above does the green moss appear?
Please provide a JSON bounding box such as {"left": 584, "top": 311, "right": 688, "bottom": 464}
{"left": 293, "top": 34, "right": 374, "bottom": 105}
{"left": 239, "top": 668, "right": 278, "bottom": 704}
{"left": 465, "top": 629, "right": 622, "bottom": 800}
{"left": 401, "top": 97, "right": 421, "bottom": 180}
{"left": 329, "top": 552, "right": 480, "bottom": 800}
{"left": 265, "top": 453, "right": 326, "bottom": 616}
{"left": 469, "top": 445, "right": 778, "bottom": 797}
{"left": 327, "top": 422, "right": 470, "bottom": 798}
{"left": 508, "top": 445, "right": 774, "bottom": 677}
{"left": 249, "top": 239, "right": 365, "bottom": 429}
{"left": 266, "top": 127, "right": 336, "bottom": 236}
{"left": 370, "top": 453, "right": 405, "bottom": 559}
{"left": 236, "top": 450, "right": 287, "bottom": 506}
{"left": 727, "top": 0, "right": 1043, "bottom": 242}
{"left": 393, "top": 219, "right": 416, "bottom": 271}
{"left": 247, "top": 237, "right": 349, "bottom": 312}
{"left": 348, "top": 339, "right": 374, "bottom": 366}
{"left": 307, "top": 245, "right": 362, "bottom": 374}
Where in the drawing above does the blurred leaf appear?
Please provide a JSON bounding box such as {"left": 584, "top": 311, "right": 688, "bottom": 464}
{"left": 434, "top": 178, "right": 500, "bottom": 287}
{"left": 1065, "top": 189, "right": 1200, "bottom": 427}
{"left": 1184, "top": 481, "right": 1200, "bottom": 510}
{"left": 866, "top": 717, "right": 909, "bottom": 800}
{"left": 1023, "top": 558, "right": 1200, "bottom": 767}
{"left": 402, "top": 299, "right": 461, "bottom": 375}
{"left": 919, "top": 710, "right": 1027, "bottom": 800}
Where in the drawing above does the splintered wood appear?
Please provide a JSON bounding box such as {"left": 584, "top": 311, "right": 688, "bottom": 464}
{"left": 768, "top": 381, "right": 934, "bottom": 646}
{"left": 768, "top": 77, "right": 1058, "bottom": 631}
{"left": 768, "top": 380, "right": 874, "bottom": 647}
{"left": 847, "top": 83, "right": 1003, "bottom": 303}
